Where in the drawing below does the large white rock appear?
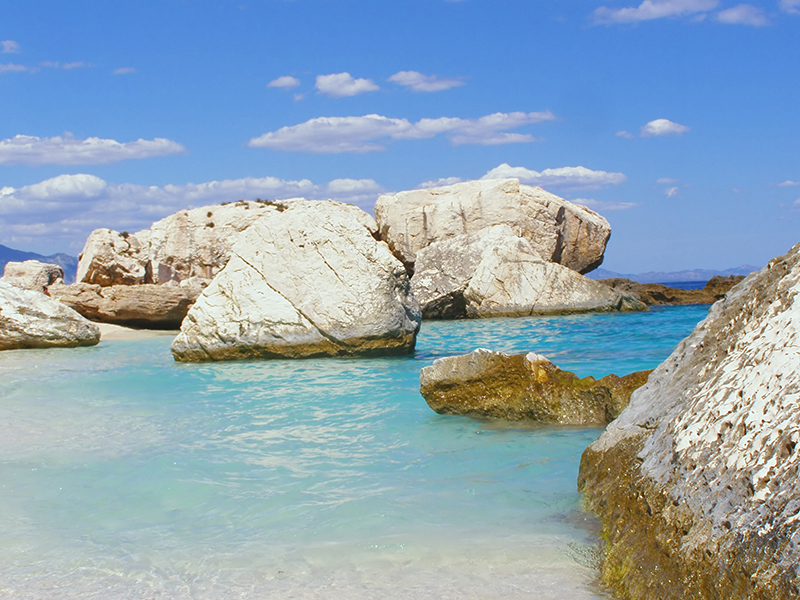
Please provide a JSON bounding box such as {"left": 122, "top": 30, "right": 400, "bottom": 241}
{"left": 2, "top": 260, "right": 64, "bottom": 292}
{"left": 171, "top": 201, "right": 420, "bottom": 361}
{"left": 579, "top": 241, "right": 800, "bottom": 599}
{"left": 76, "top": 199, "right": 306, "bottom": 286}
{"left": 374, "top": 178, "right": 610, "bottom": 274}
{"left": 411, "top": 224, "right": 643, "bottom": 318}
{"left": 0, "top": 280, "right": 100, "bottom": 350}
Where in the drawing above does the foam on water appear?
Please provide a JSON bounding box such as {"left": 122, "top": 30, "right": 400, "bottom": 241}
{"left": 0, "top": 306, "right": 708, "bottom": 599}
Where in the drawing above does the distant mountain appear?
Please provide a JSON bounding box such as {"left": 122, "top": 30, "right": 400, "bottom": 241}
{"left": 0, "top": 244, "right": 78, "bottom": 284}
{"left": 587, "top": 265, "right": 759, "bottom": 284}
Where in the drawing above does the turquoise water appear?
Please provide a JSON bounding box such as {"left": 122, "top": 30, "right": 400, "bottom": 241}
{"left": 0, "top": 306, "right": 708, "bottom": 599}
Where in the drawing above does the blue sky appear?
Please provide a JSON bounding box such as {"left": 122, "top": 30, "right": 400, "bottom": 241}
{"left": 1, "top": 0, "right": 799, "bottom": 273}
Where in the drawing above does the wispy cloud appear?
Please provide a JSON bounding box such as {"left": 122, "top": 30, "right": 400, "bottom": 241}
{"left": 778, "top": 180, "right": 800, "bottom": 187}
{"left": 419, "top": 177, "right": 464, "bottom": 188}
{"left": 780, "top": 0, "right": 800, "bottom": 14}
{"left": 388, "top": 71, "right": 464, "bottom": 92}
{"left": 664, "top": 186, "right": 679, "bottom": 198}
{"left": 315, "top": 72, "right": 379, "bottom": 97}
{"left": 0, "top": 134, "right": 186, "bottom": 166}
{"left": 657, "top": 177, "right": 680, "bottom": 184}
{"left": 716, "top": 4, "right": 769, "bottom": 25}
{"left": 481, "top": 163, "right": 626, "bottom": 190}
{"left": 616, "top": 130, "right": 635, "bottom": 139}
{"left": 41, "top": 61, "right": 93, "bottom": 70}
{"left": 641, "top": 118, "right": 690, "bottom": 137}
{"left": 1, "top": 40, "right": 20, "bottom": 54}
{"left": 593, "top": 0, "right": 719, "bottom": 24}
{"left": 0, "top": 63, "right": 33, "bottom": 74}
{"left": 572, "top": 198, "right": 640, "bottom": 211}
{"left": 248, "top": 111, "right": 555, "bottom": 153}
{"left": 0, "top": 173, "right": 384, "bottom": 252}
{"left": 113, "top": 67, "right": 137, "bottom": 75}
{"left": 268, "top": 75, "right": 301, "bottom": 89}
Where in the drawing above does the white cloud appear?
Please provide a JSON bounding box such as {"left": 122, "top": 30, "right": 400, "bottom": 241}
{"left": 778, "top": 180, "right": 800, "bottom": 187}
{"left": 780, "top": 0, "right": 800, "bottom": 14}
{"left": 419, "top": 177, "right": 463, "bottom": 188}
{"left": 665, "top": 186, "right": 679, "bottom": 198}
{"left": 113, "top": 67, "right": 137, "bottom": 75}
{"left": 1, "top": 40, "right": 20, "bottom": 53}
{"left": 0, "top": 173, "right": 385, "bottom": 253}
{"left": 248, "top": 111, "right": 555, "bottom": 153}
{"left": 640, "top": 118, "right": 690, "bottom": 137}
{"left": 0, "top": 134, "right": 186, "bottom": 166}
{"left": 0, "top": 63, "right": 33, "bottom": 74}
{"left": 41, "top": 61, "right": 93, "bottom": 70}
{"left": 657, "top": 177, "right": 680, "bottom": 184}
{"left": 268, "top": 75, "right": 301, "bottom": 89}
{"left": 616, "top": 130, "right": 635, "bottom": 139}
{"left": 716, "top": 4, "right": 769, "bottom": 25}
{"left": 315, "top": 72, "right": 379, "bottom": 97}
{"left": 387, "top": 71, "right": 464, "bottom": 92}
{"left": 593, "top": 0, "right": 719, "bottom": 24}
{"left": 572, "top": 198, "right": 640, "bottom": 211}
{"left": 481, "top": 163, "right": 626, "bottom": 190}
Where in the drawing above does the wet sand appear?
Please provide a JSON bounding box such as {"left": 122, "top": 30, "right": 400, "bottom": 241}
{"left": 97, "top": 323, "right": 179, "bottom": 340}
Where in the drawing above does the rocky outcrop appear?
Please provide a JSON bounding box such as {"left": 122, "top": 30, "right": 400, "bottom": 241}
{"left": 2, "top": 260, "right": 64, "bottom": 292}
{"left": 48, "top": 281, "right": 203, "bottom": 329}
{"left": 76, "top": 199, "right": 303, "bottom": 287}
{"left": 578, "top": 242, "right": 800, "bottom": 600}
{"left": 599, "top": 275, "right": 745, "bottom": 306}
{"left": 171, "top": 201, "right": 421, "bottom": 362}
{"left": 420, "top": 348, "right": 651, "bottom": 425}
{"left": 374, "top": 178, "right": 610, "bottom": 274}
{"left": 0, "top": 280, "right": 100, "bottom": 350}
{"left": 412, "top": 225, "right": 644, "bottom": 319}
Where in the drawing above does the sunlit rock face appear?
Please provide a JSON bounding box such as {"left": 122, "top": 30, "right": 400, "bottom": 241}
{"left": 411, "top": 224, "right": 644, "bottom": 319}
{"left": 374, "top": 178, "right": 610, "bottom": 275}
{"left": 1, "top": 259, "right": 64, "bottom": 293}
{"left": 420, "top": 348, "right": 651, "bottom": 425}
{"left": 0, "top": 280, "right": 100, "bottom": 350}
{"left": 579, "top": 241, "right": 800, "bottom": 600}
{"left": 171, "top": 200, "right": 420, "bottom": 362}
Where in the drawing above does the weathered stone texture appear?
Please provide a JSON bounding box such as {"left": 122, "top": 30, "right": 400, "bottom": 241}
{"left": 2, "top": 260, "right": 64, "bottom": 292}
{"left": 579, "top": 241, "right": 800, "bottom": 600}
{"left": 420, "top": 348, "right": 650, "bottom": 425}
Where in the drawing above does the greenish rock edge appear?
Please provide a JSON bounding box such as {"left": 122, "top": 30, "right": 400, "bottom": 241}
{"left": 578, "top": 241, "right": 800, "bottom": 600}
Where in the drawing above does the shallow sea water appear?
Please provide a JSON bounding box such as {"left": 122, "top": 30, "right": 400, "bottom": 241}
{"left": 0, "top": 306, "right": 709, "bottom": 599}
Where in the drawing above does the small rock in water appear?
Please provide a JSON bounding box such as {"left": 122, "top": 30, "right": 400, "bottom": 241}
{"left": 419, "top": 348, "right": 651, "bottom": 425}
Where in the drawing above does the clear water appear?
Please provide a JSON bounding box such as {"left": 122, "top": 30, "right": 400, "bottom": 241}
{"left": 0, "top": 306, "right": 709, "bottom": 599}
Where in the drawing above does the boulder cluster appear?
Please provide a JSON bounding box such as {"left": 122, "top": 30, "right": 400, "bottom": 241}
{"left": 2, "top": 178, "right": 637, "bottom": 359}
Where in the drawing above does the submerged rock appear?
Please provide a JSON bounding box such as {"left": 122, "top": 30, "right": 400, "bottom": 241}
{"left": 374, "top": 178, "right": 611, "bottom": 275}
{"left": 48, "top": 281, "right": 203, "bottom": 329}
{"left": 2, "top": 259, "right": 64, "bottom": 293}
{"left": 412, "top": 225, "right": 645, "bottom": 319}
{"left": 578, "top": 242, "right": 800, "bottom": 599}
{"left": 420, "top": 348, "right": 650, "bottom": 425}
{"left": 599, "top": 274, "right": 745, "bottom": 306}
{"left": 0, "top": 280, "right": 100, "bottom": 350}
{"left": 171, "top": 200, "right": 421, "bottom": 361}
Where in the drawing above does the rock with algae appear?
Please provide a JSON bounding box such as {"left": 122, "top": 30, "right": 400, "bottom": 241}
{"left": 578, "top": 241, "right": 800, "bottom": 600}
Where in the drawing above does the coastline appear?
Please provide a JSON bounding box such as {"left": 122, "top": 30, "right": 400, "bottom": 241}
{"left": 97, "top": 323, "right": 179, "bottom": 340}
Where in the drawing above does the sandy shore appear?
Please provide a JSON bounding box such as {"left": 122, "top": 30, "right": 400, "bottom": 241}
{"left": 97, "top": 323, "right": 179, "bottom": 340}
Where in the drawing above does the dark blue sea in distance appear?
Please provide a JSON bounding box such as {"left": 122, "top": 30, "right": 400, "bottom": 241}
{"left": 0, "top": 305, "right": 709, "bottom": 599}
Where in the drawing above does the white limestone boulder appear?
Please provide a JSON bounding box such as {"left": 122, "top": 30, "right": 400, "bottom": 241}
{"left": 411, "top": 224, "right": 643, "bottom": 318}
{"left": 578, "top": 241, "right": 800, "bottom": 599}
{"left": 76, "top": 199, "right": 303, "bottom": 286}
{"left": 374, "top": 178, "right": 610, "bottom": 274}
{"left": 2, "top": 260, "right": 64, "bottom": 292}
{"left": 0, "top": 280, "right": 100, "bottom": 350}
{"left": 171, "top": 200, "right": 420, "bottom": 361}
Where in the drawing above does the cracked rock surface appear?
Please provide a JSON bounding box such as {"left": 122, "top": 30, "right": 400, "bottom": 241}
{"left": 579, "top": 241, "right": 800, "bottom": 600}
{"left": 171, "top": 201, "right": 421, "bottom": 361}
{"left": 0, "top": 280, "right": 100, "bottom": 350}
{"left": 374, "top": 178, "right": 610, "bottom": 275}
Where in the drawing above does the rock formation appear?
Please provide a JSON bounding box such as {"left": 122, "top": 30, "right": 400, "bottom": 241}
{"left": 76, "top": 199, "right": 298, "bottom": 286}
{"left": 420, "top": 348, "right": 651, "bottom": 425}
{"left": 171, "top": 200, "right": 421, "bottom": 361}
{"left": 374, "top": 178, "right": 610, "bottom": 274}
{"left": 0, "top": 280, "right": 100, "bottom": 350}
{"left": 48, "top": 281, "right": 203, "bottom": 329}
{"left": 578, "top": 242, "right": 800, "bottom": 599}
{"left": 599, "top": 274, "right": 745, "bottom": 306}
{"left": 2, "top": 260, "right": 64, "bottom": 292}
{"left": 411, "top": 225, "right": 644, "bottom": 319}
